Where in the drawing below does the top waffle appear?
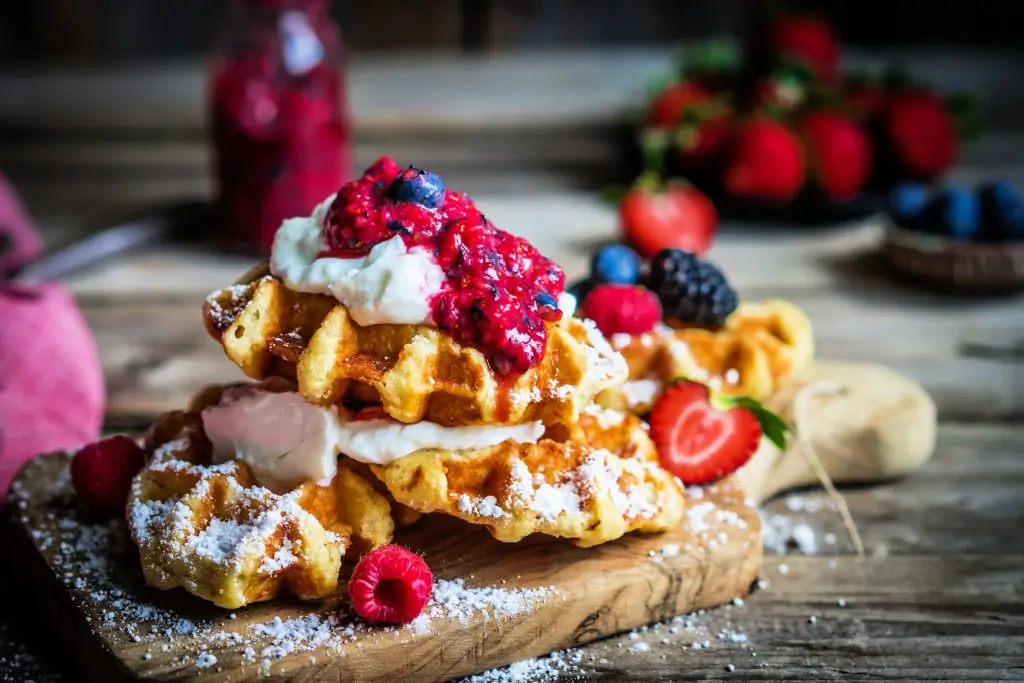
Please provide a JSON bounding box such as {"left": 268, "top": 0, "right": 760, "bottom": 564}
{"left": 597, "top": 298, "right": 815, "bottom": 414}
{"left": 204, "top": 266, "right": 628, "bottom": 429}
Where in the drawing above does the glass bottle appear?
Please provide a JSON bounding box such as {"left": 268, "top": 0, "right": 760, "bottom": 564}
{"left": 209, "top": 0, "right": 351, "bottom": 255}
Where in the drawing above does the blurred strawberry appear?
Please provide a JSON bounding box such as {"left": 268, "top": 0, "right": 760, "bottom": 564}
{"left": 842, "top": 73, "right": 889, "bottom": 120}
{"left": 646, "top": 81, "right": 715, "bottom": 129}
{"left": 620, "top": 177, "right": 718, "bottom": 258}
{"left": 770, "top": 13, "right": 841, "bottom": 84}
{"left": 882, "top": 91, "right": 957, "bottom": 181}
{"left": 800, "top": 110, "right": 872, "bottom": 200}
{"left": 669, "top": 100, "right": 733, "bottom": 172}
{"left": 751, "top": 61, "right": 813, "bottom": 113}
{"left": 723, "top": 118, "right": 806, "bottom": 203}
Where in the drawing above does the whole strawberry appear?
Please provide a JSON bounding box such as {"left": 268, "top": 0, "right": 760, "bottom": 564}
{"left": 70, "top": 435, "right": 146, "bottom": 517}
{"left": 581, "top": 284, "right": 662, "bottom": 337}
{"left": 619, "top": 179, "right": 718, "bottom": 258}
{"left": 800, "top": 110, "right": 872, "bottom": 200}
{"left": 770, "top": 14, "right": 841, "bottom": 84}
{"left": 724, "top": 119, "right": 806, "bottom": 203}
{"left": 883, "top": 91, "right": 957, "bottom": 181}
{"left": 671, "top": 104, "right": 733, "bottom": 172}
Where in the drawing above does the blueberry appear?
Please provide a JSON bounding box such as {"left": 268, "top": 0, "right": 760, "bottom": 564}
{"left": 387, "top": 166, "right": 446, "bottom": 209}
{"left": 979, "top": 180, "right": 1024, "bottom": 241}
{"left": 590, "top": 244, "right": 642, "bottom": 285}
{"left": 888, "top": 182, "right": 931, "bottom": 229}
{"left": 923, "top": 187, "right": 981, "bottom": 241}
{"left": 534, "top": 291, "right": 557, "bottom": 309}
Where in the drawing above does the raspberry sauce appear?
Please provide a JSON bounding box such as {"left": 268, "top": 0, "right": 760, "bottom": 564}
{"left": 321, "top": 157, "right": 566, "bottom": 375}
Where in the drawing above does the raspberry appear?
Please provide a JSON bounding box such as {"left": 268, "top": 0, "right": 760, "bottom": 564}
{"left": 347, "top": 545, "right": 433, "bottom": 624}
{"left": 581, "top": 284, "right": 662, "bottom": 336}
{"left": 70, "top": 435, "right": 146, "bottom": 517}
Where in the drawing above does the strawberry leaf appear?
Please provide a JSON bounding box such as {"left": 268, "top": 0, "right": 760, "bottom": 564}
{"left": 722, "top": 396, "right": 789, "bottom": 450}
{"left": 638, "top": 129, "right": 671, "bottom": 177}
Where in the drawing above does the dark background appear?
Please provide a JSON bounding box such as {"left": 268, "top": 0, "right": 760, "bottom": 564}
{"left": 1, "top": 0, "right": 1022, "bottom": 63}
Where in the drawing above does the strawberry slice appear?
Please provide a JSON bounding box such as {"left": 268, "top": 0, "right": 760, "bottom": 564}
{"left": 649, "top": 380, "right": 788, "bottom": 485}
{"left": 619, "top": 178, "right": 718, "bottom": 258}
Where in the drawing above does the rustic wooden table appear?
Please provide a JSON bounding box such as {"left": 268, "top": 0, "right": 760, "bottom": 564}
{"left": 1, "top": 53, "right": 1022, "bottom": 681}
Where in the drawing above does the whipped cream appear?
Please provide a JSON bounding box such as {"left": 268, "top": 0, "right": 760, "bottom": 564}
{"left": 269, "top": 194, "right": 447, "bottom": 326}
{"left": 201, "top": 386, "right": 545, "bottom": 492}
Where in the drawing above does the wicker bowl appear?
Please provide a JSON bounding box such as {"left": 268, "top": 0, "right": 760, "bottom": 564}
{"left": 882, "top": 223, "right": 1024, "bottom": 294}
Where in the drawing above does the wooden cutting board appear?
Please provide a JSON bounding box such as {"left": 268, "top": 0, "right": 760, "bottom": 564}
{"left": 0, "top": 361, "right": 935, "bottom": 683}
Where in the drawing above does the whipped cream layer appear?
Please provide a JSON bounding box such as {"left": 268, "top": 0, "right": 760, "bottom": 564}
{"left": 201, "top": 386, "right": 545, "bottom": 492}
{"left": 270, "top": 194, "right": 447, "bottom": 326}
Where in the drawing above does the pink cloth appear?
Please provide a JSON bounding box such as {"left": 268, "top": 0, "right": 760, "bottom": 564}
{"left": 0, "top": 176, "right": 104, "bottom": 498}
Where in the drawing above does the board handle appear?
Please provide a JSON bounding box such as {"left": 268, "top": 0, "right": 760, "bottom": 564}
{"left": 737, "top": 361, "right": 937, "bottom": 506}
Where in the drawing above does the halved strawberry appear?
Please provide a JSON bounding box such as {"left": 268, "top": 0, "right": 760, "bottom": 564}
{"left": 619, "top": 178, "right": 718, "bottom": 258}
{"left": 649, "top": 380, "right": 788, "bottom": 485}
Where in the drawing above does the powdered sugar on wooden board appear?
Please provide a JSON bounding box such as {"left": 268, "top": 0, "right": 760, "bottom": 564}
{"left": 6, "top": 458, "right": 566, "bottom": 676}
{"left": 7, "top": 454, "right": 774, "bottom": 682}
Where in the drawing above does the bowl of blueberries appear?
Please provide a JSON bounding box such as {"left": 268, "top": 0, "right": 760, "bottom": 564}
{"left": 883, "top": 180, "right": 1024, "bottom": 294}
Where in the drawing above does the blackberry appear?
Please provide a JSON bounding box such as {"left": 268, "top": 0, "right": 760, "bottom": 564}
{"left": 645, "top": 249, "right": 738, "bottom": 328}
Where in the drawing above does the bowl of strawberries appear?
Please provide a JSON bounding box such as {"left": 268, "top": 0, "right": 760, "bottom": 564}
{"left": 618, "top": 11, "right": 980, "bottom": 227}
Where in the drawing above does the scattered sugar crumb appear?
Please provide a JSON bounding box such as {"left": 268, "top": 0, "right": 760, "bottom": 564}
{"left": 837, "top": 599, "right": 847, "bottom": 607}
{"left": 628, "top": 642, "right": 650, "bottom": 653}
{"left": 808, "top": 616, "right": 818, "bottom": 624}
{"left": 463, "top": 649, "right": 588, "bottom": 682}
{"left": 195, "top": 653, "right": 217, "bottom": 669}
{"left": 778, "top": 564, "right": 790, "bottom": 575}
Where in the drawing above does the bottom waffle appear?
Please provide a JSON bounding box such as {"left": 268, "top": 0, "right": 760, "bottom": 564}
{"left": 597, "top": 298, "right": 815, "bottom": 414}
{"left": 128, "top": 411, "right": 396, "bottom": 609}
{"left": 371, "top": 407, "right": 685, "bottom": 548}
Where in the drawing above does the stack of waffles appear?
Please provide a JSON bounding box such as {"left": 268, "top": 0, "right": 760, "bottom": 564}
{"left": 125, "top": 234, "right": 687, "bottom": 611}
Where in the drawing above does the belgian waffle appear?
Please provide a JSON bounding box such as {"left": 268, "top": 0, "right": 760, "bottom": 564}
{"left": 127, "top": 410, "right": 396, "bottom": 609}
{"left": 370, "top": 407, "right": 685, "bottom": 548}
{"left": 596, "top": 299, "right": 814, "bottom": 414}
{"left": 204, "top": 268, "right": 628, "bottom": 429}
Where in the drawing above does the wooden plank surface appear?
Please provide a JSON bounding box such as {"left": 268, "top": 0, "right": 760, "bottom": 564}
{"left": 2, "top": 422, "right": 1022, "bottom": 682}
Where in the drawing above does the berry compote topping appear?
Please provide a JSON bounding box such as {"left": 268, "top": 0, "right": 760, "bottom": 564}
{"left": 320, "top": 157, "right": 566, "bottom": 375}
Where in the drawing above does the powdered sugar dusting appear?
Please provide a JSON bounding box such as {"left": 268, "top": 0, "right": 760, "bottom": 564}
{"left": 463, "top": 648, "right": 589, "bottom": 682}
{"left": 620, "top": 379, "right": 661, "bottom": 409}
{"left": 427, "top": 578, "right": 556, "bottom": 625}
{"left": 457, "top": 494, "right": 510, "bottom": 520}
{"left": 583, "top": 404, "right": 626, "bottom": 429}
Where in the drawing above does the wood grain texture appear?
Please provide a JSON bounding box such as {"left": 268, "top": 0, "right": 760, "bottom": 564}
{"left": 3, "top": 424, "right": 1022, "bottom": 681}
{"left": 3, "top": 454, "right": 761, "bottom": 683}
